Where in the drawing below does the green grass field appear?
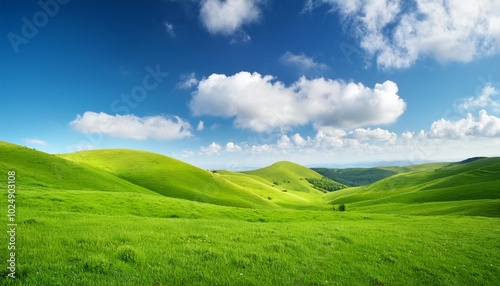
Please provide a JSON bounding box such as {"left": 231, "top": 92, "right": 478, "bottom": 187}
{"left": 1, "top": 141, "right": 499, "bottom": 285}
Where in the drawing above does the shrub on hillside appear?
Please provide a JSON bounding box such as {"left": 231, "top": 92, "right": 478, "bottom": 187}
{"left": 338, "top": 203, "right": 346, "bottom": 212}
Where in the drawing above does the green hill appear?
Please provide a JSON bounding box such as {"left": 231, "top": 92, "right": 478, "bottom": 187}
{"left": 241, "top": 161, "right": 345, "bottom": 207}
{"left": 312, "top": 162, "right": 451, "bottom": 186}
{"left": 311, "top": 167, "right": 396, "bottom": 186}
{"left": 216, "top": 170, "right": 323, "bottom": 209}
{"left": 326, "top": 157, "right": 500, "bottom": 217}
{"left": 0, "top": 141, "right": 156, "bottom": 195}
{"left": 59, "top": 149, "right": 276, "bottom": 209}
{"left": 244, "top": 161, "right": 330, "bottom": 192}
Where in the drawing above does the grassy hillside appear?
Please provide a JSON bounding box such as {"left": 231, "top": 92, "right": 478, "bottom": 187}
{"left": 216, "top": 170, "right": 323, "bottom": 209}
{"left": 326, "top": 157, "right": 500, "bottom": 217}
{"left": 312, "top": 162, "right": 450, "bottom": 186}
{"left": 380, "top": 162, "right": 449, "bottom": 174}
{"left": 241, "top": 161, "right": 347, "bottom": 208}
{"left": 0, "top": 141, "right": 156, "bottom": 195}
{"left": 312, "top": 167, "right": 396, "bottom": 186}
{"left": 243, "top": 161, "right": 341, "bottom": 192}
{"left": 60, "top": 149, "right": 277, "bottom": 209}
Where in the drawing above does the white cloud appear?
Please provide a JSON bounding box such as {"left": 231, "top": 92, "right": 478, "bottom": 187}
{"left": 193, "top": 124, "right": 499, "bottom": 166}
{"left": 25, "top": 138, "right": 47, "bottom": 145}
{"left": 251, "top": 143, "right": 274, "bottom": 153}
{"left": 314, "top": 0, "right": 500, "bottom": 69}
{"left": 164, "top": 22, "right": 175, "bottom": 37}
{"left": 197, "top": 120, "right": 204, "bottom": 131}
{"left": 346, "top": 127, "right": 397, "bottom": 142}
{"left": 197, "top": 127, "right": 401, "bottom": 159}
{"left": 70, "top": 112, "right": 192, "bottom": 140}
{"left": 189, "top": 71, "right": 405, "bottom": 132}
{"left": 429, "top": 110, "right": 500, "bottom": 139}
{"left": 225, "top": 142, "right": 242, "bottom": 152}
{"left": 280, "top": 51, "right": 328, "bottom": 74}
{"left": 277, "top": 134, "right": 293, "bottom": 149}
{"left": 458, "top": 85, "right": 499, "bottom": 112}
{"left": 291, "top": 133, "right": 307, "bottom": 146}
{"left": 200, "top": 0, "right": 261, "bottom": 35}
{"left": 313, "top": 130, "right": 344, "bottom": 149}
{"left": 401, "top": 131, "right": 414, "bottom": 140}
{"left": 177, "top": 72, "right": 199, "bottom": 89}
{"left": 200, "top": 142, "right": 222, "bottom": 155}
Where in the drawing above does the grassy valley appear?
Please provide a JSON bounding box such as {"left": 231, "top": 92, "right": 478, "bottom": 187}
{"left": 1, "top": 141, "right": 499, "bottom": 285}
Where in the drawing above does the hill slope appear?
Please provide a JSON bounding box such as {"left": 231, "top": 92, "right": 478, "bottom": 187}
{"left": 243, "top": 161, "right": 332, "bottom": 192}
{"left": 326, "top": 157, "right": 500, "bottom": 217}
{"left": 60, "top": 149, "right": 278, "bottom": 209}
{"left": 216, "top": 170, "right": 324, "bottom": 209}
{"left": 240, "top": 161, "right": 346, "bottom": 207}
{"left": 312, "top": 167, "right": 396, "bottom": 186}
{"left": 0, "top": 141, "right": 156, "bottom": 195}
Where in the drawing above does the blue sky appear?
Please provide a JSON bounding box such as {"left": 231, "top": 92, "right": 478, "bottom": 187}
{"left": 1, "top": 0, "right": 500, "bottom": 169}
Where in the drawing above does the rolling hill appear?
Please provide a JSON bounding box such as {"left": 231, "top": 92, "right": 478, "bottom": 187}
{"left": 0, "top": 141, "right": 156, "bottom": 195}
{"left": 2, "top": 141, "right": 499, "bottom": 217}
{"left": 59, "top": 149, "right": 279, "bottom": 209}
{"left": 216, "top": 169, "right": 324, "bottom": 209}
{"left": 326, "top": 157, "right": 500, "bottom": 217}
{"left": 311, "top": 167, "right": 396, "bottom": 186}
{"left": 243, "top": 161, "right": 345, "bottom": 192}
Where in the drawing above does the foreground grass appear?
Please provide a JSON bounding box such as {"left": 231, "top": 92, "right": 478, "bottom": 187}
{"left": 2, "top": 191, "right": 500, "bottom": 285}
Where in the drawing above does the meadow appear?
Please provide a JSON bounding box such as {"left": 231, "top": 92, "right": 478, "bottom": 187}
{"left": 1, "top": 141, "right": 499, "bottom": 285}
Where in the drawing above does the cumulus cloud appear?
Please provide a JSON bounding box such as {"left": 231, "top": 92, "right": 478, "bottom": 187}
{"left": 200, "top": 0, "right": 261, "bottom": 35}
{"left": 291, "top": 133, "right": 307, "bottom": 146}
{"left": 198, "top": 126, "right": 401, "bottom": 158}
{"left": 458, "top": 85, "right": 499, "bottom": 112}
{"left": 429, "top": 110, "right": 500, "bottom": 139}
{"left": 225, "top": 142, "right": 242, "bottom": 152}
{"left": 277, "top": 134, "right": 293, "bottom": 149}
{"left": 189, "top": 71, "right": 406, "bottom": 132}
{"left": 346, "top": 127, "right": 397, "bottom": 142}
{"left": 200, "top": 142, "right": 222, "bottom": 155}
{"left": 25, "top": 138, "right": 47, "bottom": 145}
{"left": 280, "top": 51, "right": 329, "bottom": 74}
{"left": 312, "top": 0, "right": 500, "bottom": 69}
{"left": 70, "top": 112, "right": 192, "bottom": 140}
